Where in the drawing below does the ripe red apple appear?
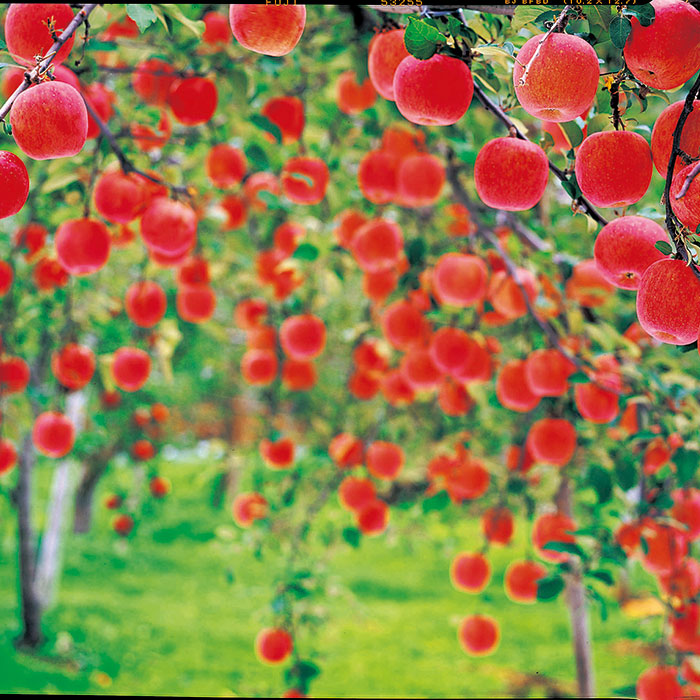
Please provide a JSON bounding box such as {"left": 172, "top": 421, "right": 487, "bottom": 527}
{"left": 450, "top": 552, "right": 491, "bottom": 593}
{"left": 205, "top": 144, "right": 246, "bottom": 189}
{"left": 524, "top": 348, "right": 575, "bottom": 397}
{"left": 55, "top": 218, "right": 110, "bottom": 276}
{"left": 255, "top": 627, "right": 293, "bottom": 664}
{"left": 125, "top": 281, "right": 167, "bottom": 328}
{"left": 532, "top": 512, "right": 577, "bottom": 562}
{"left": 504, "top": 560, "right": 547, "bottom": 603}
{"left": 229, "top": 4, "right": 306, "bottom": 56}
{"left": 357, "top": 150, "right": 398, "bottom": 205}
{"left": 636, "top": 666, "right": 682, "bottom": 700}
{"left": 261, "top": 96, "right": 304, "bottom": 144}
{"left": 176, "top": 284, "right": 216, "bottom": 323}
{"left": 329, "top": 433, "right": 364, "bottom": 468}
{"left": 202, "top": 11, "right": 230, "bottom": 45}
{"left": 636, "top": 259, "right": 700, "bottom": 345}
{"left": 11, "top": 81, "right": 88, "bottom": 160}
{"left": 368, "top": 29, "right": 409, "bottom": 101}
{"left": 113, "top": 514, "right": 134, "bottom": 537}
{"left": 0, "top": 356, "right": 30, "bottom": 394}
{"left": 496, "top": 359, "right": 541, "bottom": 412}
{"left": 593, "top": 216, "right": 667, "bottom": 290}
{"left": 575, "top": 131, "right": 652, "bottom": 208}
{"left": 51, "top": 343, "right": 95, "bottom": 390}
{"left": 526, "top": 418, "right": 576, "bottom": 467}
{"left": 281, "top": 156, "right": 329, "bottom": 205}
{"left": 393, "top": 54, "right": 473, "bottom": 126}
{"left": 396, "top": 153, "right": 445, "bottom": 208}
{"left": 458, "top": 614, "right": 499, "bottom": 656}
{"left": 381, "top": 300, "right": 430, "bottom": 351}
{"left": 241, "top": 349, "right": 277, "bottom": 386}
{"left": 625, "top": 0, "right": 700, "bottom": 90}
{"left": 513, "top": 33, "right": 599, "bottom": 122}
{"left": 651, "top": 100, "right": 700, "bottom": 177}
{"left": 93, "top": 168, "right": 146, "bottom": 224}
{"left": 356, "top": 498, "right": 389, "bottom": 535}
{"left": 112, "top": 347, "right": 151, "bottom": 392}
{"left": 140, "top": 198, "right": 197, "bottom": 257}
{"left": 260, "top": 437, "right": 295, "bottom": 469}
{"left": 132, "top": 58, "right": 176, "bottom": 106}
{"left": 5, "top": 4, "right": 76, "bottom": 67}
{"left": 232, "top": 492, "right": 268, "bottom": 527}
{"left": 282, "top": 359, "right": 316, "bottom": 392}
{"left": 670, "top": 163, "right": 700, "bottom": 231}
{"left": 487, "top": 268, "right": 538, "bottom": 320}
{"left": 0, "top": 261, "right": 12, "bottom": 296}
{"left": 338, "top": 476, "right": 376, "bottom": 512}
{"left": 482, "top": 506, "right": 515, "bottom": 545}
{"left": 279, "top": 314, "right": 326, "bottom": 361}
{"left": 366, "top": 441, "right": 404, "bottom": 480}
{"left": 475, "top": 137, "right": 549, "bottom": 211}
{"left": 351, "top": 218, "right": 404, "bottom": 272}
{"left": 433, "top": 253, "right": 488, "bottom": 308}
{"left": 32, "top": 411, "right": 75, "bottom": 458}
{"left": 0, "top": 151, "right": 29, "bottom": 219}
{"left": 149, "top": 476, "right": 171, "bottom": 498}
{"left": 0, "top": 439, "right": 18, "bottom": 474}
{"left": 336, "top": 71, "right": 376, "bottom": 115}
{"left": 167, "top": 77, "right": 218, "bottom": 126}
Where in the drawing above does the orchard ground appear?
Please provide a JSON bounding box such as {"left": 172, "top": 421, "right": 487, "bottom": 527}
{"left": 1, "top": 452, "right": 656, "bottom": 697}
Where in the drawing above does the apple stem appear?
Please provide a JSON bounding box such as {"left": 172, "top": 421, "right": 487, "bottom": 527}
{"left": 516, "top": 7, "right": 573, "bottom": 88}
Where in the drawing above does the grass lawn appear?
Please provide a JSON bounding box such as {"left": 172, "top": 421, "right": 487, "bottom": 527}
{"left": 0, "top": 457, "right": 661, "bottom": 697}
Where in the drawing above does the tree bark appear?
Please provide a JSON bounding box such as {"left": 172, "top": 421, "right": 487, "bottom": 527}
{"left": 35, "top": 392, "right": 85, "bottom": 606}
{"left": 557, "top": 478, "right": 595, "bottom": 698}
{"left": 16, "top": 433, "right": 42, "bottom": 648}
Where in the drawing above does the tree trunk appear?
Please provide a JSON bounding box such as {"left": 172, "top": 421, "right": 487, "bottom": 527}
{"left": 34, "top": 392, "right": 85, "bottom": 607}
{"left": 16, "top": 433, "right": 42, "bottom": 648}
{"left": 73, "top": 468, "right": 100, "bottom": 534}
{"left": 557, "top": 477, "right": 595, "bottom": 697}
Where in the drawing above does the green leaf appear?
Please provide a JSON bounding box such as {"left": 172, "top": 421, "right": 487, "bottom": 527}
{"left": 404, "top": 16, "right": 446, "bottom": 61}
{"left": 678, "top": 340, "right": 699, "bottom": 353}
{"left": 588, "top": 464, "right": 613, "bottom": 504}
{"left": 250, "top": 114, "right": 282, "bottom": 144}
{"left": 675, "top": 448, "right": 698, "bottom": 487}
{"left": 586, "top": 6, "right": 613, "bottom": 33}
{"left": 586, "top": 114, "right": 612, "bottom": 135}
{"left": 654, "top": 240, "right": 673, "bottom": 255}
{"left": 542, "top": 541, "right": 586, "bottom": 559}
{"left": 537, "top": 576, "right": 565, "bottom": 601}
{"left": 614, "top": 458, "right": 637, "bottom": 491}
{"left": 511, "top": 7, "right": 546, "bottom": 33}
{"left": 292, "top": 243, "right": 319, "bottom": 262}
{"left": 612, "top": 685, "right": 638, "bottom": 698}
{"left": 406, "top": 238, "right": 426, "bottom": 266}
{"left": 567, "top": 372, "right": 590, "bottom": 384}
{"left": 624, "top": 4, "right": 655, "bottom": 27}
{"left": 422, "top": 490, "right": 450, "bottom": 513}
{"left": 229, "top": 67, "right": 249, "bottom": 105}
{"left": 126, "top": 4, "right": 157, "bottom": 33}
{"left": 558, "top": 120, "right": 584, "bottom": 149}
{"left": 342, "top": 526, "right": 361, "bottom": 548}
{"left": 587, "top": 569, "right": 614, "bottom": 586}
{"left": 156, "top": 4, "right": 205, "bottom": 37}
{"left": 285, "top": 660, "right": 321, "bottom": 694}
{"left": 609, "top": 16, "right": 632, "bottom": 49}
{"left": 244, "top": 144, "right": 269, "bottom": 171}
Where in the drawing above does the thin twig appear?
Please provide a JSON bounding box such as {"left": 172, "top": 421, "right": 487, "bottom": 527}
{"left": 0, "top": 4, "right": 98, "bottom": 122}
{"left": 516, "top": 7, "right": 572, "bottom": 87}
{"left": 470, "top": 82, "right": 609, "bottom": 227}
{"left": 663, "top": 73, "right": 700, "bottom": 266}
{"left": 81, "top": 96, "right": 191, "bottom": 199}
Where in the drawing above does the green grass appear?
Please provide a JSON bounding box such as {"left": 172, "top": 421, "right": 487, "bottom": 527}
{"left": 0, "top": 458, "right": 661, "bottom": 697}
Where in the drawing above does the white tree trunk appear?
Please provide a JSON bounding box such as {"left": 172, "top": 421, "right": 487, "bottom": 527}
{"left": 35, "top": 391, "right": 86, "bottom": 609}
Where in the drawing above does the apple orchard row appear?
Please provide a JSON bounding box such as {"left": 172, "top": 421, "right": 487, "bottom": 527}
{"left": 1, "top": 3, "right": 700, "bottom": 698}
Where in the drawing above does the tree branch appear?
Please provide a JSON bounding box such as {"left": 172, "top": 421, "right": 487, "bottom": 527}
{"left": 516, "top": 7, "right": 572, "bottom": 87}
{"left": 470, "top": 82, "right": 609, "bottom": 227}
{"left": 663, "top": 72, "right": 700, "bottom": 267}
{"left": 81, "top": 96, "right": 191, "bottom": 199}
{"left": 0, "top": 4, "right": 98, "bottom": 122}
{"left": 367, "top": 5, "right": 515, "bottom": 16}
